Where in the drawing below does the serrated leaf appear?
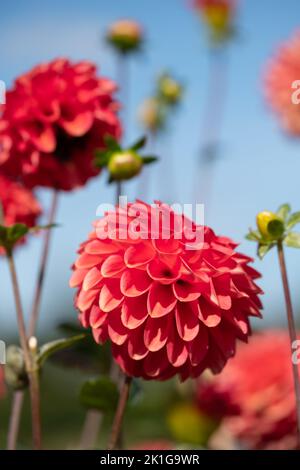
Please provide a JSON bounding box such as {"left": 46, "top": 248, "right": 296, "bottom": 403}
{"left": 245, "top": 229, "right": 261, "bottom": 242}
{"left": 257, "top": 243, "right": 274, "bottom": 259}
{"left": 284, "top": 232, "right": 300, "bottom": 248}
{"left": 104, "top": 135, "right": 121, "bottom": 151}
{"left": 130, "top": 136, "right": 147, "bottom": 151}
{"left": 142, "top": 156, "right": 158, "bottom": 165}
{"left": 276, "top": 203, "right": 291, "bottom": 221}
{"left": 37, "top": 334, "right": 86, "bottom": 367}
{"left": 79, "top": 377, "right": 119, "bottom": 412}
{"left": 286, "top": 212, "right": 300, "bottom": 231}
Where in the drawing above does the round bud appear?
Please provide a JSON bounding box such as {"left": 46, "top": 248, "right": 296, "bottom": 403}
{"left": 108, "top": 151, "right": 143, "bottom": 181}
{"left": 158, "top": 76, "right": 182, "bottom": 105}
{"left": 107, "top": 20, "right": 143, "bottom": 54}
{"left": 139, "top": 98, "right": 164, "bottom": 132}
{"left": 4, "top": 345, "right": 29, "bottom": 390}
{"left": 256, "top": 211, "right": 285, "bottom": 240}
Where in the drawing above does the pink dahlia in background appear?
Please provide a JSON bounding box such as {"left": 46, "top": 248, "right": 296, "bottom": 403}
{"left": 0, "top": 59, "right": 121, "bottom": 190}
{"left": 0, "top": 174, "right": 41, "bottom": 253}
{"left": 197, "top": 330, "right": 299, "bottom": 449}
{"left": 70, "top": 201, "right": 263, "bottom": 381}
{"left": 265, "top": 31, "right": 300, "bottom": 136}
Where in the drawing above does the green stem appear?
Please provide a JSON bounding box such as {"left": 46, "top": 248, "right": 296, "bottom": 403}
{"left": 277, "top": 241, "right": 300, "bottom": 448}
{"left": 7, "top": 252, "right": 42, "bottom": 450}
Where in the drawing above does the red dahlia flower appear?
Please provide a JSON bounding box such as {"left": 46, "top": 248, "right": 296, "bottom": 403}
{"left": 0, "top": 174, "right": 41, "bottom": 253}
{"left": 265, "top": 31, "right": 300, "bottom": 136}
{"left": 0, "top": 59, "right": 121, "bottom": 190}
{"left": 70, "top": 201, "right": 263, "bottom": 381}
{"left": 197, "top": 331, "right": 299, "bottom": 449}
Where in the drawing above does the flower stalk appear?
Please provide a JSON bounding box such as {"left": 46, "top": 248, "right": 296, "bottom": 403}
{"left": 7, "top": 252, "right": 42, "bottom": 450}
{"left": 107, "top": 375, "right": 132, "bottom": 450}
{"left": 277, "top": 241, "right": 300, "bottom": 448}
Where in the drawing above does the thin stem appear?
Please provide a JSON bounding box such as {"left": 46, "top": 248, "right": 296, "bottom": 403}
{"left": 7, "top": 391, "right": 24, "bottom": 450}
{"left": 7, "top": 253, "right": 42, "bottom": 450}
{"left": 277, "top": 241, "right": 300, "bottom": 448}
{"left": 79, "top": 410, "right": 103, "bottom": 450}
{"left": 28, "top": 190, "right": 59, "bottom": 337}
{"left": 116, "top": 180, "right": 122, "bottom": 204}
{"left": 107, "top": 375, "right": 132, "bottom": 450}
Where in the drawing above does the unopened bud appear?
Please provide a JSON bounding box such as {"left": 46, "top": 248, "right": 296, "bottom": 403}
{"left": 108, "top": 151, "right": 143, "bottom": 181}
{"left": 256, "top": 211, "right": 285, "bottom": 240}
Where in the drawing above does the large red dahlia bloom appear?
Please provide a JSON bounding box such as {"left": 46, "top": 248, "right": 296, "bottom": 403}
{"left": 197, "top": 331, "right": 299, "bottom": 449}
{"left": 0, "top": 59, "right": 121, "bottom": 190}
{"left": 70, "top": 201, "right": 263, "bottom": 381}
{"left": 265, "top": 31, "right": 300, "bottom": 136}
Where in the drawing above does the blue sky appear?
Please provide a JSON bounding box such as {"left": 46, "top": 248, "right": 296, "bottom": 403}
{"left": 1, "top": 0, "right": 300, "bottom": 337}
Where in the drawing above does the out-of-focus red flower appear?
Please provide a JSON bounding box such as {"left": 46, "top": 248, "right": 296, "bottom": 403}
{"left": 0, "top": 59, "right": 121, "bottom": 191}
{"left": 197, "top": 330, "right": 300, "bottom": 449}
{"left": 0, "top": 174, "right": 41, "bottom": 253}
{"left": 70, "top": 201, "right": 263, "bottom": 381}
{"left": 265, "top": 31, "right": 300, "bottom": 136}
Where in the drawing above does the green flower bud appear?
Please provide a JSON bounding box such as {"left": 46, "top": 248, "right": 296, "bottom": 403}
{"left": 256, "top": 211, "right": 285, "bottom": 240}
{"left": 107, "top": 20, "right": 143, "bottom": 54}
{"left": 108, "top": 151, "right": 143, "bottom": 181}
{"left": 4, "top": 345, "right": 29, "bottom": 390}
{"left": 158, "top": 75, "right": 183, "bottom": 105}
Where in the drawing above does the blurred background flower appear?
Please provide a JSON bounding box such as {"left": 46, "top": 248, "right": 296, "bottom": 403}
{"left": 265, "top": 30, "right": 300, "bottom": 136}
{"left": 197, "top": 330, "right": 299, "bottom": 449}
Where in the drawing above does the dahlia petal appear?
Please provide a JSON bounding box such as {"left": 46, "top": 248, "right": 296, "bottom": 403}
{"left": 121, "top": 295, "right": 148, "bottom": 329}
{"left": 143, "top": 349, "right": 170, "bottom": 378}
{"left": 29, "top": 124, "right": 56, "bottom": 153}
{"left": 128, "top": 329, "right": 149, "bottom": 360}
{"left": 108, "top": 310, "right": 128, "bottom": 345}
{"left": 210, "top": 322, "right": 237, "bottom": 359}
{"left": 166, "top": 325, "right": 188, "bottom": 367}
{"left": 175, "top": 301, "right": 199, "bottom": 341}
{"left": 60, "top": 111, "right": 93, "bottom": 137}
{"left": 99, "top": 279, "right": 124, "bottom": 312}
{"left": 77, "top": 288, "right": 98, "bottom": 310}
{"left": 85, "top": 239, "right": 120, "bottom": 255}
{"left": 120, "top": 269, "right": 152, "bottom": 297}
{"left": 101, "top": 254, "right": 125, "bottom": 277}
{"left": 69, "top": 268, "right": 88, "bottom": 287}
{"left": 144, "top": 315, "right": 170, "bottom": 352}
{"left": 112, "top": 343, "right": 144, "bottom": 377}
{"left": 75, "top": 252, "right": 102, "bottom": 269}
{"left": 188, "top": 326, "right": 209, "bottom": 366}
{"left": 147, "top": 283, "right": 177, "bottom": 318}
{"left": 90, "top": 305, "right": 107, "bottom": 329}
{"left": 173, "top": 279, "right": 201, "bottom": 302}
{"left": 152, "top": 238, "right": 181, "bottom": 255}
{"left": 198, "top": 298, "right": 221, "bottom": 327}
{"left": 147, "top": 257, "right": 181, "bottom": 284}
{"left": 92, "top": 325, "right": 108, "bottom": 344}
{"left": 83, "top": 267, "right": 102, "bottom": 291}
{"left": 124, "top": 242, "right": 155, "bottom": 267}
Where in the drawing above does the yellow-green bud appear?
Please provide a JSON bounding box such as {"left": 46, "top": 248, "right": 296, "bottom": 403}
{"left": 159, "top": 76, "right": 182, "bottom": 105}
{"left": 256, "top": 211, "right": 285, "bottom": 240}
{"left": 108, "top": 151, "right": 143, "bottom": 181}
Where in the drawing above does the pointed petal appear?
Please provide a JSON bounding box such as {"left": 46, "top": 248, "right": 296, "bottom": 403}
{"left": 128, "top": 328, "right": 149, "bottom": 360}
{"left": 85, "top": 239, "right": 120, "bottom": 255}
{"left": 77, "top": 288, "right": 98, "bottom": 311}
{"left": 75, "top": 252, "right": 102, "bottom": 269}
{"left": 99, "top": 279, "right": 123, "bottom": 312}
{"left": 147, "top": 283, "right": 177, "bottom": 318}
{"left": 83, "top": 267, "right": 102, "bottom": 291}
{"left": 90, "top": 305, "right": 107, "bottom": 329}
{"left": 173, "top": 279, "right": 201, "bottom": 302}
{"left": 198, "top": 298, "right": 221, "bottom": 327}
{"left": 120, "top": 269, "right": 152, "bottom": 297}
{"left": 144, "top": 315, "right": 170, "bottom": 352}
{"left": 108, "top": 309, "right": 128, "bottom": 345}
{"left": 121, "top": 294, "right": 148, "bottom": 329}
{"left": 124, "top": 242, "right": 155, "bottom": 268}
{"left": 188, "top": 326, "right": 209, "bottom": 366}
{"left": 69, "top": 268, "right": 88, "bottom": 288}
{"left": 175, "top": 301, "right": 199, "bottom": 341}
{"left": 101, "top": 254, "right": 125, "bottom": 277}
{"left": 166, "top": 324, "right": 188, "bottom": 367}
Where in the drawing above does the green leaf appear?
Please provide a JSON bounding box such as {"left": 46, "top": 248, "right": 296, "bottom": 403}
{"left": 37, "top": 334, "right": 86, "bottom": 367}
{"left": 94, "top": 149, "right": 111, "bottom": 168}
{"left": 276, "top": 203, "right": 291, "bottom": 221}
{"left": 79, "top": 377, "right": 119, "bottom": 412}
{"left": 286, "top": 212, "right": 300, "bottom": 230}
{"left": 284, "top": 232, "right": 300, "bottom": 248}
{"left": 104, "top": 135, "right": 121, "bottom": 151}
{"left": 257, "top": 243, "right": 274, "bottom": 259}
{"left": 245, "top": 229, "right": 261, "bottom": 242}
{"left": 142, "top": 155, "right": 159, "bottom": 165}
{"left": 130, "top": 136, "right": 147, "bottom": 151}
{"left": 7, "top": 223, "right": 29, "bottom": 243}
